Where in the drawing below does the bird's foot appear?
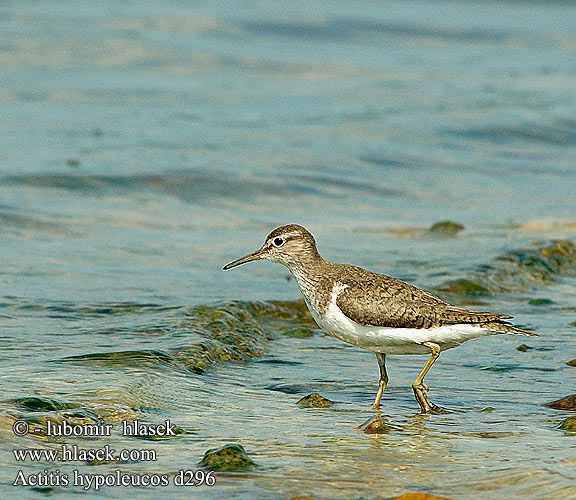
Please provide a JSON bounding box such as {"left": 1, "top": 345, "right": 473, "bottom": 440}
{"left": 416, "top": 401, "right": 450, "bottom": 415}
{"left": 425, "top": 403, "right": 450, "bottom": 415}
{"left": 412, "top": 384, "right": 449, "bottom": 414}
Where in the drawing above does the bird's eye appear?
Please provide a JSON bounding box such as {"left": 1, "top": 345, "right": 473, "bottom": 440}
{"left": 273, "top": 237, "right": 284, "bottom": 247}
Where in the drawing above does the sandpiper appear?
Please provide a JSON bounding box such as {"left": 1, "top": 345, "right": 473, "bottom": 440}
{"left": 223, "top": 225, "right": 537, "bottom": 413}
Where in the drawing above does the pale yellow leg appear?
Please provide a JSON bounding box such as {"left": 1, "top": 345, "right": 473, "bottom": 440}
{"left": 412, "top": 342, "right": 446, "bottom": 414}
{"left": 372, "top": 352, "right": 388, "bottom": 410}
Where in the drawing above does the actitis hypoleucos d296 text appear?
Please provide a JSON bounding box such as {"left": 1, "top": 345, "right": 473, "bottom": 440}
{"left": 223, "top": 224, "right": 537, "bottom": 414}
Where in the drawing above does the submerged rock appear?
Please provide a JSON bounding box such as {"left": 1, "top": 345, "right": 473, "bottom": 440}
{"left": 497, "top": 240, "right": 576, "bottom": 280}
{"left": 281, "top": 327, "right": 316, "bottom": 338}
{"left": 297, "top": 393, "right": 333, "bottom": 408}
{"left": 435, "top": 239, "right": 576, "bottom": 297}
{"left": 428, "top": 221, "right": 464, "bottom": 236}
{"left": 435, "top": 279, "right": 489, "bottom": 296}
{"left": 516, "top": 344, "right": 532, "bottom": 352}
{"left": 11, "top": 397, "right": 80, "bottom": 412}
{"left": 199, "top": 444, "right": 256, "bottom": 471}
{"left": 15, "top": 410, "right": 101, "bottom": 438}
{"left": 355, "top": 415, "right": 390, "bottom": 433}
{"left": 558, "top": 416, "right": 576, "bottom": 431}
{"left": 547, "top": 394, "right": 576, "bottom": 411}
{"left": 59, "top": 300, "right": 316, "bottom": 375}
{"left": 528, "top": 298, "right": 554, "bottom": 306}
{"left": 37, "top": 300, "right": 320, "bottom": 430}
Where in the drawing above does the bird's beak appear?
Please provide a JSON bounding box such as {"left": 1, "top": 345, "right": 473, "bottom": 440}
{"left": 223, "top": 249, "right": 263, "bottom": 270}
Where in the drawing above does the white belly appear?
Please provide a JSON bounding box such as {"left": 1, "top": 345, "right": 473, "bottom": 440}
{"left": 307, "top": 298, "right": 495, "bottom": 355}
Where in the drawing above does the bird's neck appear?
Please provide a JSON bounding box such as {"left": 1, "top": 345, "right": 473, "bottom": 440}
{"left": 285, "top": 251, "right": 327, "bottom": 310}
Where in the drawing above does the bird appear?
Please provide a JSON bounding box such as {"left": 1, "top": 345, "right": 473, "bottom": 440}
{"left": 223, "top": 224, "right": 538, "bottom": 413}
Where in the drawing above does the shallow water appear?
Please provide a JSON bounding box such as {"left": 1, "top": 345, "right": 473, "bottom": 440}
{"left": 1, "top": 1, "right": 576, "bottom": 499}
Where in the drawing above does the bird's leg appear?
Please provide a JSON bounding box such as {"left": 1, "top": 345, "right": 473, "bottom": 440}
{"left": 412, "top": 342, "right": 446, "bottom": 414}
{"left": 372, "top": 352, "right": 388, "bottom": 410}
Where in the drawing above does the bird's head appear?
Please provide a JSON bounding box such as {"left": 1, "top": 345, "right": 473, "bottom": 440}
{"left": 223, "top": 224, "right": 319, "bottom": 271}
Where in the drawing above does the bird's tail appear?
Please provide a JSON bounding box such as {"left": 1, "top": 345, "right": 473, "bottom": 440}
{"left": 484, "top": 322, "right": 539, "bottom": 336}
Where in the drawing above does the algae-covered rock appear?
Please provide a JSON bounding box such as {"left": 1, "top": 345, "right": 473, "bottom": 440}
{"left": 297, "top": 393, "right": 333, "bottom": 408}
{"left": 199, "top": 444, "right": 256, "bottom": 471}
{"left": 17, "top": 410, "right": 101, "bottom": 438}
{"left": 270, "top": 299, "right": 314, "bottom": 322}
{"left": 481, "top": 407, "right": 494, "bottom": 413}
{"left": 566, "top": 359, "right": 576, "bottom": 367}
{"left": 528, "top": 298, "right": 554, "bottom": 306}
{"left": 435, "top": 279, "right": 490, "bottom": 296}
{"left": 60, "top": 349, "right": 176, "bottom": 368}
{"left": 516, "top": 344, "right": 532, "bottom": 352}
{"left": 281, "top": 327, "right": 316, "bottom": 338}
{"left": 12, "top": 397, "right": 80, "bottom": 412}
{"left": 61, "top": 300, "right": 318, "bottom": 376}
{"left": 435, "top": 239, "right": 576, "bottom": 297}
{"left": 547, "top": 394, "right": 576, "bottom": 411}
{"left": 428, "top": 221, "right": 464, "bottom": 236}
{"left": 558, "top": 416, "right": 576, "bottom": 431}
{"left": 540, "top": 240, "right": 576, "bottom": 259}
{"left": 498, "top": 240, "right": 576, "bottom": 278}
{"left": 173, "top": 300, "right": 317, "bottom": 371}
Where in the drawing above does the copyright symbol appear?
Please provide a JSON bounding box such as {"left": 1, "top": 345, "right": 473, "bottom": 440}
{"left": 13, "top": 420, "right": 29, "bottom": 436}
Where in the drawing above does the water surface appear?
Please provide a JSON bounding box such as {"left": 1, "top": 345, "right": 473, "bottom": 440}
{"left": 1, "top": 1, "right": 576, "bottom": 498}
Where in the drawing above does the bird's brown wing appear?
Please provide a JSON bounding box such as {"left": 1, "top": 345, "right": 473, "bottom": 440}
{"left": 334, "top": 267, "right": 512, "bottom": 329}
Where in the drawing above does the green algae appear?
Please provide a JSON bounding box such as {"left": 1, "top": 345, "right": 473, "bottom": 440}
{"left": 528, "top": 298, "right": 554, "bottom": 306}
{"left": 59, "top": 349, "right": 175, "bottom": 366}
{"left": 57, "top": 300, "right": 316, "bottom": 375}
{"left": 174, "top": 300, "right": 315, "bottom": 370}
{"left": 20, "top": 299, "right": 319, "bottom": 443}
{"left": 498, "top": 240, "right": 576, "bottom": 277}
{"left": 435, "top": 279, "right": 490, "bottom": 296}
{"left": 280, "top": 327, "right": 316, "bottom": 338}
{"left": 297, "top": 393, "right": 333, "bottom": 408}
{"left": 12, "top": 397, "right": 81, "bottom": 412}
{"left": 428, "top": 221, "right": 464, "bottom": 236}
{"left": 558, "top": 416, "right": 576, "bottom": 431}
{"left": 199, "top": 443, "right": 256, "bottom": 471}
{"left": 16, "top": 410, "right": 101, "bottom": 439}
